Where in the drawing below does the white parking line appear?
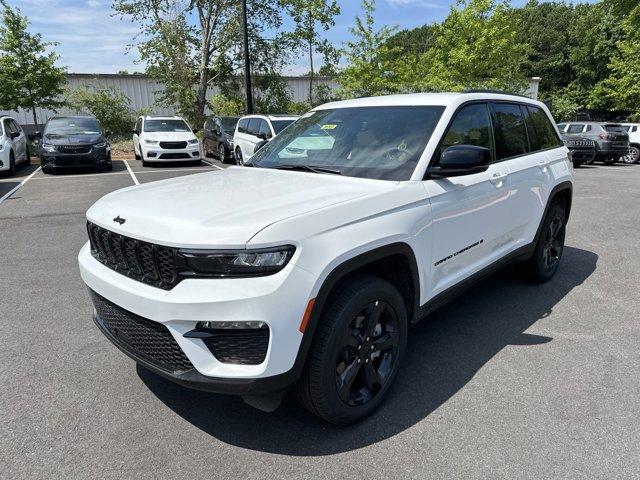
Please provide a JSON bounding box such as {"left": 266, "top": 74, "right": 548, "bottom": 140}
{"left": 124, "top": 160, "right": 140, "bottom": 185}
{"left": 201, "top": 159, "right": 224, "bottom": 170}
{"left": 0, "top": 167, "right": 42, "bottom": 206}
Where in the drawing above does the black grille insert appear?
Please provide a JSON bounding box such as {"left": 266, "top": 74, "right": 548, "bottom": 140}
{"left": 160, "top": 141, "right": 188, "bottom": 149}
{"left": 90, "top": 290, "right": 194, "bottom": 373}
{"left": 202, "top": 328, "right": 270, "bottom": 365}
{"left": 58, "top": 145, "right": 92, "bottom": 154}
{"left": 87, "top": 222, "right": 178, "bottom": 290}
{"left": 159, "top": 152, "right": 190, "bottom": 159}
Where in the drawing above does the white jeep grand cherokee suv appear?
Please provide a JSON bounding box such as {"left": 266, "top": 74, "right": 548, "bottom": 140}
{"left": 79, "top": 93, "right": 573, "bottom": 424}
{"left": 132, "top": 115, "right": 201, "bottom": 166}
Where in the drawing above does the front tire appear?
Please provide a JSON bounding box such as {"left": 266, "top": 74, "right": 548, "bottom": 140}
{"left": 235, "top": 147, "right": 244, "bottom": 166}
{"left": 522, "top": 203, "right": 566, "bottom": 282}
{"left": 296, "top": 275, "right": 408, "bottom": 425}
{"left": 218, "top": 143, "right": 227, "bottom": 163}
{"left": 8, "top": 151, "right": 16, "bottom": 175}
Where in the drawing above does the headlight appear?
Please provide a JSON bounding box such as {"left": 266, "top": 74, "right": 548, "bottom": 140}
{"left": 179, "top": 245, "right": 295, "bottom": 277}
{"left": 93, "top": 142, "right": 107, "bottom": 149}
{"left": 42, "top": 143, "right": 57, "bottom": 153}
{"left": 188, "top": 139, "right": 199, "bottom": 145}
{"left": 144, "top": 139, "right": 159, "bottom": 145}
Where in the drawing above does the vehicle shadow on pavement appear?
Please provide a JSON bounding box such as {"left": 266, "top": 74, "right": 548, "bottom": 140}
{"left": 138, "top": 246, "right": 598, "bottom": 455}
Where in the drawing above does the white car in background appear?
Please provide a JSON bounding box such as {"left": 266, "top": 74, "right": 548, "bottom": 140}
{"left": 132, "top": 115, "right": 201, "bottom": 166}
{"left": 620, "top": 123, "right": 640, "bottom": 164}
{"left": 0, "top": 116, "right": 30, "bottom": 175}
{"left": 233, "top": 114, "right": 299, "bottom": 165}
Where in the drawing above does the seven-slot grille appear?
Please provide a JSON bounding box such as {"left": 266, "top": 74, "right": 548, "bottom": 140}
{"left": 160, "top": 141, "right": 188, "bottom": 149}
{"left": 58, "top": 145, "right": 92, "bottom": 154}
{"left": 87, "top": 222, "right": 178, "bottom": 289}
{"left": 90, "top": 290, "right": 194, "bottom": 373}
{"left": 567, "top": 139, "right": 593, "bottom": 147}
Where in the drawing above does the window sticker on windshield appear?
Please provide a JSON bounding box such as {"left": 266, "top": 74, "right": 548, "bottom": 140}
{"left": 321, "top": 124, "right": 338, "bottom": 130}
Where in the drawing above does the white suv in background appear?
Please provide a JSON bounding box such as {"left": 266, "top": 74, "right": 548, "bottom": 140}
{"left": 79, "top": 93, "right": 573, "bottom": 425}
{"left": 620, "top": 123, "right": 640, "bottom": 164}
{"left": 233, "top": 114, "right": 299, "bottom": 165}
{"left": 0, "top": 116, "right": 30, "bottom": 175}
{"left": 132, "top": 116, "right": 201, "bottom": 166}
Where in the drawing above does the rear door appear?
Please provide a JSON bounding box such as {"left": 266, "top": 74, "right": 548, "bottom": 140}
{"left": 10, "top": 120, "right": 27, "bottom": 161}
{"left": 424, "top": 102, "right": 513, "bottom": 295}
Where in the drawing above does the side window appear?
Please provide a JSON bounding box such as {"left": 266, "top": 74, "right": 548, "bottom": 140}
{"left": 247, "top": 119, "right": 261, "bottom": 136}
{"left": 11, "top": 120, "right": 22, "bottom": 133}
{"left": 522, "top": 105, "right": 540, "bottom": 152}
{"left": 492, "top": 103, "right": 529, "bottom": 159}
{"left": 436, "top": 103, "right": 493, "bottom": 166}
{"left": 528, "top": 106, "right": 564, "bottom": 148}
{"left": 4, "top": 119, "right": 16, "bottom": 135}
{"left": 585, "top": 125, "right": 592, "bottom": 132}
{"left": 238, "top": 118, "right": 249, "bottom": 133}
{"left": 567, "top": 124, "right": 585, "bottom": 134}
{"left": 259, "top": 119, "right": 271, "bottom": 137}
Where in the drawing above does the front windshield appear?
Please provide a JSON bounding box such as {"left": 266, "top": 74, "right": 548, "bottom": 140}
{"left": 271, "top": 119, "right": 296, "bottom": 134}
{"left": 144, "top": 119, "right": 191, "bottom": 133}
{"left": 45, "top": 118, "right": 101, "bottom": 136}
{"left": 249, "top": 106, "right": 444, "bottom": 181}
{"left": 221, "top": 117, "right": 239, "bottom": 133}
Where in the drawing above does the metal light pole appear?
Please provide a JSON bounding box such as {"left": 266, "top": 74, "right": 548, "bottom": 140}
{"left": 241, "top": 0, "right": 253, "bottom": 114}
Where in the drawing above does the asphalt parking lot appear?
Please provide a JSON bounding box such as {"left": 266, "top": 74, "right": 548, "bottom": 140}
{"left": 1, "top": 160, "right": 639, "bottom": 479}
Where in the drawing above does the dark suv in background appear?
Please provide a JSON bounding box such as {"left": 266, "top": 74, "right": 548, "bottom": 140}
{"left": 202, "top": 115, "right": 239, "bottom": 163}
{"left": 38, "top": 116, "right": 112, "bottom": 174}
{"left": 558, "top": 122, "right": 629, "bottom": 165}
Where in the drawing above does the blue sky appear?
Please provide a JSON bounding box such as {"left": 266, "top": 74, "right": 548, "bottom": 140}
{"left": 8, "top": 0, "right": 597, "bottom": 75}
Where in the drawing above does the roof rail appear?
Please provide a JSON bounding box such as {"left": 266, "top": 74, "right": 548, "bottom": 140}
{"left": 463, "top": 89, "right": 530, "bottom": 99}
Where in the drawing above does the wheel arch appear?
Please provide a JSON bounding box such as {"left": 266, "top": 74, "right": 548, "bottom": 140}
{"left": 535, "top": 181, "right": 573, "bottom": 246}
{"left": 289, "top": 242, "right": 421, "bottom": 383}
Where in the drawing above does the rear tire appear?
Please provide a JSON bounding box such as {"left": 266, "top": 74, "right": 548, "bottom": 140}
{"left": 622, "top": 146, "right": 639, "bottom": 164}
{"left": 521, "top": 203, "right": 566, "bottom": 282}
{"left": 219, "top": 143, "right": 227, "bottom": 163}
{"left": 296, "top": 275, "right": 408, "bottom": 425}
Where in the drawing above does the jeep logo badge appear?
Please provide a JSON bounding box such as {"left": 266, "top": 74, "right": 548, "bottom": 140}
{"left": 113, "top": 216, "right": 126, "bottom": 225}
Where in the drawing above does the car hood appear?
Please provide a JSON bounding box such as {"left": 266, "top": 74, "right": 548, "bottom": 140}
{"left": 86, "top": 167, "right": 396, "bottom": 248}
{"left": 44, "top": 133, "right": 104, "bottom": 145}
{"left": 142, "top": 131, "right": 197, "bottom": 142}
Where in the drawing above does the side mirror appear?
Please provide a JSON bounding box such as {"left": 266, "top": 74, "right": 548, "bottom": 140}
{"left": 10, "top": 131, "right": 20, "bottom": 140}
{"left": 132, "top": 129, "right": 138, "bottom": 135}
{"left": 254, "top": 139, "right": 269, "bottom": 153}
{"left": 256, "top": 132, "right": 268, "bottom": 141}
{"left": 429, "top": 145, "right": 491, "bottom": 178}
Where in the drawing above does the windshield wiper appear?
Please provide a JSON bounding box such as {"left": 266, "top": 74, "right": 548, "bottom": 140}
{"left": 271, "top": 164, "right": 341, "bottom": 175}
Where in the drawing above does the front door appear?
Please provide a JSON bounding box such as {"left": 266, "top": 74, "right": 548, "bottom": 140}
{"left": 423, "top": 102, "right": 513, "bottom": 296}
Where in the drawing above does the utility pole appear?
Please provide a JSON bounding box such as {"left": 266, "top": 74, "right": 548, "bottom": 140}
{"left": 241, "top": 0, "right": 253, "bottom": 114}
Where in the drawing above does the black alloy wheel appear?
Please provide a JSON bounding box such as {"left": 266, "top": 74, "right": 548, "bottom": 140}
{"left": 542, "top": 214, "right": 565, "bottom": 274}
{"left": 335, "top": 300, "right": 400, "bottom": 406}
{"left": 219, "top": 143, "right": 226, "bottom": 163}
{"left": 8, "top": 151, "right": 16, "bottom": 175}
{"left": 235, "top": 147, "right": 244, "bottom": 166}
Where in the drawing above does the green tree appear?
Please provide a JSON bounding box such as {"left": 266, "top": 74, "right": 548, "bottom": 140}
{"left": 0, "top": 0, "right": 66, "bottom": 126}
{"left": 113, "top": 0, "right": 286, "bottom": 125}
{"left": 590, "top": 4, "right": 640, "bottom": 118}
{"left": 410, "top": 0, "right": 528, "bottom": 92}
{"left": 338, "top": 0, "right": 402, "bottom": 98}
{"left": 67, "top": 85, "right": 135, "bottom": 136}
{"left": 281, "top": 0, "right": 340, "bottom": 106}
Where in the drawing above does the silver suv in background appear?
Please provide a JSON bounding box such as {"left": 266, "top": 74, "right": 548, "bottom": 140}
{"left": 558, "top": 122, "right": 629, "bottom": 165}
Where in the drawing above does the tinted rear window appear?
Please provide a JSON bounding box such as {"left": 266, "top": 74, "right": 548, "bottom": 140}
{"left": 271, "top": 119, "right": 296, "bottom": 134}
{"left": 603, "top": 124, "right": 625, "bottom": 132}
{"left": 492, "top": 103, "right": 528, "bottom": 159}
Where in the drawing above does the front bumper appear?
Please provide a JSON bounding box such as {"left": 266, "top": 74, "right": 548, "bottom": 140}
{"left": 41, "top": 150, "right": 111, "bottom": 168}
{"left": 142, "top": 144, "right": 201, "bottom": 162}
{"left": 79, "top": 242, "right": 317, "bottom": 394}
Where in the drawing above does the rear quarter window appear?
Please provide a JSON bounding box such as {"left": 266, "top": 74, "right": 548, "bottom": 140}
{"left": 527, "top": 106, "right": 563, "bottom": 149}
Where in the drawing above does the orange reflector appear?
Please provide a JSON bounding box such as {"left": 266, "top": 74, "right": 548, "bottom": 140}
{"left": 299, "top": 298, "right": 316, "bottom": 333}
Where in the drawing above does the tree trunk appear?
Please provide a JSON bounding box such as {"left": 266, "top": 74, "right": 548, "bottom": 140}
{"left": 308, "top": 38, "right": 314, "bottom": 107}
{"left": 31, "top": 106, "right": 38, "bottom": 130}
{"left": 196, "top": 22, "right": 212, "bottom": 127}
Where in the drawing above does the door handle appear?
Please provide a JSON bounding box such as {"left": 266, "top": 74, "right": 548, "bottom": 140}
{"left": 490, "top": 172, "right": 508, "bottom": 186}
{"left": 539, "top": 159, "right": 552, "bottom": 169}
